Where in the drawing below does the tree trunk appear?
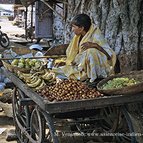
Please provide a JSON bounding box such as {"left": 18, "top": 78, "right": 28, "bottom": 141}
{"left": 64, "top": 0, "right": 143, "bottom": 73}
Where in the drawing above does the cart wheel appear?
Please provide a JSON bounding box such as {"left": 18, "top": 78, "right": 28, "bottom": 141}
{"left": 30, "top": 107, "right": 45, "bottom": 142}
{"left": 73, "top": 106, "right": 136, "bottom": 143}
{"left": 99, "top": 106, "right": 137, "bottom": 143}
{"left": 12, "top": 87, "right": 30, "bottom": 143}
{"left": 30, "top": 107, "right": 59, "bottom": 143}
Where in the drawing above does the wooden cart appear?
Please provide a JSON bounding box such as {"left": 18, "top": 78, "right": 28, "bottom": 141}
{"left": 2, "top": 67, "right": 143, "bottom": 143}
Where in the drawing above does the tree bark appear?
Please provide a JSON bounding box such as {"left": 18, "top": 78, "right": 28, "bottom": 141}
{"left": 64, "top": 0, "right": 143, "bottom": 73}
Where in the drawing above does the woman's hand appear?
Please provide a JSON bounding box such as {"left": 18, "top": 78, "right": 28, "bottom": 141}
{"left": 81, "top": 42, "right": 98, "bottom": 51}
{"left": 81, "top": 41, "right": 111, "bottom": 60}
{"left": 71, "top": 61, "right": 77, "bottom": 66}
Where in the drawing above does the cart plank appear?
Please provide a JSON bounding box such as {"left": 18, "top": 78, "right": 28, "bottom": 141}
{"left": 44, "top": 93, "right": 143, "bottom": 113}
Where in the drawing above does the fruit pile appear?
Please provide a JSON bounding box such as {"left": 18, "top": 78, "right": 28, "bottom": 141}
{"left": 11, "top": 58, "right": 43, "bottom": 70}
{"left": 38, "top": 79, "right": 102, "bottom": 102}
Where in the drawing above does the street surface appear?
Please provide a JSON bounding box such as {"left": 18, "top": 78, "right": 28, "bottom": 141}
{"left": 0, "top": 19, "right": 25, "bottom": 37}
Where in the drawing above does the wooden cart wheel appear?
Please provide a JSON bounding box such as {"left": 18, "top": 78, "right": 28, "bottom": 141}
{"left": 98, "top": 106, "right": 137, "bottom": 143}
{"left": 30, "top": 107, "right": 59, "bottom": 143}
{"left": 12, "top": 87, "right": 30, "bottom": 143}
{"left": 30, "top": 107, "right": 45, "bottom": 142}
{"left": 73, "top": 106, "right": 136, "bottom": 143}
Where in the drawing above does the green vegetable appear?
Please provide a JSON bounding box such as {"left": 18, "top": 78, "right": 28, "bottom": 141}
{"left": 102, "top": 77, "right": 139, "bottom": 90}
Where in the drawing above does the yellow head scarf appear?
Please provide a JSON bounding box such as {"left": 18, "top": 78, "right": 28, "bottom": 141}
{"left": 66, "top": 24, "right": 98, "bottom": 65}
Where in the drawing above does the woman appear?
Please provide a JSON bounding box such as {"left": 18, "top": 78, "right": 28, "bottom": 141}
{"left": 53, "top": 14, "right": 116, "bottom": 83}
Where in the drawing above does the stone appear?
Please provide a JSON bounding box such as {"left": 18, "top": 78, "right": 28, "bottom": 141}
{"left": 6, "top": 129, "right": 17, "bottom": 141}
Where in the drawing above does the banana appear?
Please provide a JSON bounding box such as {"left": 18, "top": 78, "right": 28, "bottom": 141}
{"left": 48, "top": 73, "right": 56, "bottom": 82}
{"left": 17, "top": 71, "right": 21, "bottom": 77}
{"left": 35, "top": 80, "right": 46, "bottom": 90}
{"left": 24, "top": 77, "right": 31, "bottom": 83}
{"left": 17, "top": 71, "right": 32, "bottom": 81}
{"left": 30, "top": 72, "right": 39, "bottom": 78}
{"left": 17, "top": 71, "right": 25, "bottom": 79}
{"left": 25, "top": 76, "right": 39, "bottom": 84}
{"left": 25, "top": 70, "right": 45, "bottom": 83}
{"left": 41, "top": 72, "right": 51, "bottom": 79}
{"left": 21, "top": 72, "right": 32, "bottom": 78}
{"left": 44, "top": 74, "right": 54, "bottom": 81}
{"left": 27, "top": 78, "right": 42, "bottom": 88}
{"left": 36, "top": 70, "right": 45, "bottom": 75}
{"left": 30, "top": 70, "right": 46, "bottom": 78}
{"left": 30, "top": 76, "right": 39, "bottom": 83}
{"left": 18, "top": 74, "right": 25, "bottom": 80}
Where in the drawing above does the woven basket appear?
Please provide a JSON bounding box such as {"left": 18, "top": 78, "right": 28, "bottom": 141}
{"left": 97, "top": 70, "right": 143, "bottom": 95}
{"left": 2, "top": 60, "right": 30, "bottom": 73}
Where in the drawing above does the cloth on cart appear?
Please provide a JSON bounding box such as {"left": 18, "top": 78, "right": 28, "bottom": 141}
{"left": 53, "top": 16, "right": 116, "bottom": 82}
{"left": 29, "top": 44, "right": 47, "bottom": 63}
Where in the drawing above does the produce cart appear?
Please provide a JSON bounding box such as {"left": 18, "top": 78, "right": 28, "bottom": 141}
{"left": 1, "top": 45, "right": 143, "bottom": 143}
{"left": 2, "top": 67, "right": 143, "bottom": 143}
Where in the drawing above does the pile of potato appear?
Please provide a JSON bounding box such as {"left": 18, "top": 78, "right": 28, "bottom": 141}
{"left": 39, "top": 79, "right": 102, "bottom": 102}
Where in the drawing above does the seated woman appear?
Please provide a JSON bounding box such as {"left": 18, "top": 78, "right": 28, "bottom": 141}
{"left": 53, "top": 14, "right": 116, "bottom": 83}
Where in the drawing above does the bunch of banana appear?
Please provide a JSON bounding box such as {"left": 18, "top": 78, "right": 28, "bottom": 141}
{"left": 17, "top": 71, "right": 46, "bottom": 90}
{"left": 17, "top": 70, "right": 46, "bottom": 81}
{"left": 17, "top": 71, "right": 33, "bottom": 82}
{"left": 35, "top": 79, "right": 46, "bottom": 90}
{"left": 27, "top": 77, "right": 46, "bottom": 90}
{"left": 41, "top": 71, "right": 56, "bottom": 82}
{"left": 26, "top": 76, "right": 40, "bottom": 86}
{"left": 21, "top": 74, "right": 46, "bottom": 90}
{"left": 30, "top": 69, "right": 47, "bottom": 75}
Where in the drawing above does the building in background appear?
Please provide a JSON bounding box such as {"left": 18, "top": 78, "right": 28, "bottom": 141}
{"left": 0, "top": 3, "right": 14, "bottom": 20}
{"left": 0, "top": 8, "right": 14, "bottom": 17}
{"left": 0, "top": 0, "right": 65, "bottom": 45}
{"left": 0, "top": 0, "right": 15, "bottom": 4}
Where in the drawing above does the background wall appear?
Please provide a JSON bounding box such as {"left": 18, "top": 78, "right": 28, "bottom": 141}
{"left": 62, "top": 0, "right": 143, "bottom": 73}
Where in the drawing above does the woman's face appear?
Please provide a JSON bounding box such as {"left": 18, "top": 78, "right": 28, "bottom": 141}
{"left": 71, "top": 24, "right": 84, "bottom": 35}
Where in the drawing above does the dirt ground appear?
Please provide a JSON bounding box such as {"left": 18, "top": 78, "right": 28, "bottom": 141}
{"left": 0, "top": 111, "right": 17, "bottom": 143}
{"left": 0, "top": 17, "right": 26, "bottom": 143}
